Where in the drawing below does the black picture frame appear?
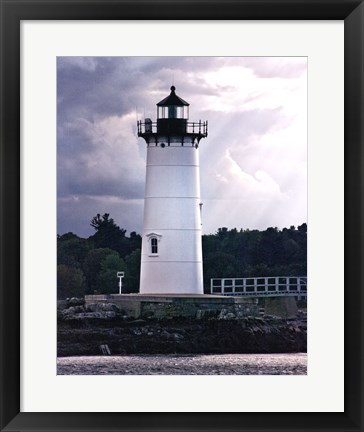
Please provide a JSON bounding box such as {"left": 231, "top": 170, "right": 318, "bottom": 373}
{"left": 1, "top": 1, "right": 363, "bottom": 431}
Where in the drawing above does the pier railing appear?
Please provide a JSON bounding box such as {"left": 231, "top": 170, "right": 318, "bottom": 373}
{"left": 210, "top": 276, "right": 307, "bottom": 298}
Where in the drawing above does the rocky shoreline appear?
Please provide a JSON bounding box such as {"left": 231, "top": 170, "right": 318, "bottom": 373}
{"left": 57, "top": 299, "right": 307, "bottom": 357}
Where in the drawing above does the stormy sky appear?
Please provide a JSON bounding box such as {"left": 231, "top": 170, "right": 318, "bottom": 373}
{"left": 57, "top": 56, "right": 307, "bottom": 238}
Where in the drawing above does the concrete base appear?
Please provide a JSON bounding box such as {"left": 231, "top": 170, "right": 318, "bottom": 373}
{"left": 264, "top": 296, "right": 298, "bottom": 318}
{"left": 85, "top": 294, "right": 258, "bottom": 319}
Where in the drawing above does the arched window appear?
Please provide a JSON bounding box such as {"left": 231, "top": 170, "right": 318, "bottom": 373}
{"left": 146, "top": 232, "right": 162, "bottom": 256}
{"left": 151, "top": 237, "right": 158, "bottom": 254}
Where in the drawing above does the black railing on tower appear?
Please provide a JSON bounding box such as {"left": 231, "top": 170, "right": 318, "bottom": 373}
{"left": 137, "top": 120, "right": 208, "bottom": 137}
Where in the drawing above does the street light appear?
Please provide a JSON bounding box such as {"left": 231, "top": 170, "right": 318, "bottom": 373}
{"left": 117, "top": 272, "right": 125, "bottom": 294}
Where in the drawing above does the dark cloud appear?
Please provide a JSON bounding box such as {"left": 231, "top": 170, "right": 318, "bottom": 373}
{"left": 58, "top": 57, "right": 307, "bottom": 236}
{"left": 57, "top": 195, "right": 144, "bottom": 237}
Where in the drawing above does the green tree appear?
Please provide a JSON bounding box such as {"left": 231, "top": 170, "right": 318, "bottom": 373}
{"left": 201, "top": 224, "right": 307, "bottom": 287}
{"left": 203, "top": 251, "right": 240, "bottom": 291}
{"left": 83, "top": 248, "right": 118, "bottom": 294}
{"left": 96, "top": 254, "right": 126, "bottom": 294}
{"left": 124, "top": 249, "right": 141, "bottom": 293}
{"left": 298, "top": 223, "right": 307, "bottom": 233}
{"left": 89, "top": 213, "right": 127, "bottom": 256}
{"left": 129, "top": 231, "right": 142, "bottom": 252}
{"left": 57, "top": 219, "right": 307, "bottom": 297}
{"left": 57, "top": 264, "right": 86, "bottom": 299}
{"left": 57, "top": 233, "right": 92, "bottom": 269}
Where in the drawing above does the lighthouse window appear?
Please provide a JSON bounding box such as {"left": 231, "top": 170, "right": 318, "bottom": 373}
{"left": 158, "top": 106, "right": 172, "bottom": 119}
{"left": 151, "top": 237, "right": 158, "bottom": 254}
{"left": 176, "top": 106, "right": 185, "bottom": 118}
{"left": 168, "top": 106, "right": 177, "bottom": 118}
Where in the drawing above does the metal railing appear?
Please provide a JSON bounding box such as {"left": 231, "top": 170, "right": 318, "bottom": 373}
{"left": 210, "top": 276, "right": 307, "bottom": 298}
{"left": 137, "top": 120, "right": 208, "bottom": 136}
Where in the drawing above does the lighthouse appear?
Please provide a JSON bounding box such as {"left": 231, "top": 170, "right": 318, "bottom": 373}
{"left": 137, "top": 86, "right": 208, "bottom": 294}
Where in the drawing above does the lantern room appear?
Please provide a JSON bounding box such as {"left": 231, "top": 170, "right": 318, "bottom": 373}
{"left": 156, "top": 86, "right": 189, "bottom": 135}
{"left": 137, "top": 85, "right": 207, "bottom": 145}
{"left": 157, "top": 85, "right": 189, "bottom": 119}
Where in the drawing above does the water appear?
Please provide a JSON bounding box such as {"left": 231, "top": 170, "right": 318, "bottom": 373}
{"left": 57, "top": 353, "right": 307, "bottom": 375}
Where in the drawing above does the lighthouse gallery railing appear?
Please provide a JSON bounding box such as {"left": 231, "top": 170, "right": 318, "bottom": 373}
{"left": 137, "top": 120, "right": 208, "bottom": 136}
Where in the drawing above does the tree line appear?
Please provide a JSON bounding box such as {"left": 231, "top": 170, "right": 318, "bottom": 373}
{"left": 57, "top": 213, "right": 307, "bottom": 299}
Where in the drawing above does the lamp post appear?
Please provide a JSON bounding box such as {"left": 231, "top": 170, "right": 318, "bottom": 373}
{"left": 117, "top": 271, "right": 125, "bottom": 294}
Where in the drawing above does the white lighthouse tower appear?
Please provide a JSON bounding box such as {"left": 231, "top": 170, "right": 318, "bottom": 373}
{"left": 137, "top": 86, "right": 208, "bottom": 294}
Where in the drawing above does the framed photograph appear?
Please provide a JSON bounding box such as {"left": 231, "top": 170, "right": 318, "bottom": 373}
{"left": 1, "top": 0, "right": 363, "bottom": 431}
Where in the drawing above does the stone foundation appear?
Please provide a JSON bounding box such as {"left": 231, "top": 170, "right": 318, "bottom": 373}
{"left": 264, "top": 296, "right": 298, "bottom": 318}
{"left": 84, "top": 294, "right": 258, "bottom": 319}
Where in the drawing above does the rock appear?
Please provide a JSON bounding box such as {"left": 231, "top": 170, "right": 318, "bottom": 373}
{"left": 126, "top": 319, "right": 146, "bottom": 325}
{"left": 57, "top": 315, "right": 307, "bottom": 356}
{"left": 196, "top": 310, "right": 204, "bottom": 319}
{"left": 160, "top": 330, "right": 172, "bottom": 340}
{"left": 59, "top": 309, "right": 118, "bottom": 321}
{"left": 60, "top": 306, "right": 85, "bottom": 319}
{"left": 98, "top": 303, "right": 120, "bottom": 312}
{"left": 62, "top": 306, "right": 76, "bottom": 316}
{"left": 86, "top": 302, "right": 121, "bottom": 313}
{"left": 103, "top": 311, "right": 118, "bottom": 319}
{"left": 57, "top": 300, "right": 69, "bottom": 310}
{"left": 86, "top": 303, "right": 98, "bottom": 312}
{"left": 68, "top": 297, "right": 84, "bottom": 307}
{"left": 217, "top": 309, "right": 227, "bottom": 320}
{"left": 217, "top": 309, "right": 236, "bottom": 320}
